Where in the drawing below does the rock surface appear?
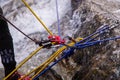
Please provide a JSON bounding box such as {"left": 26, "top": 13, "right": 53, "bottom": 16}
{"left": 0, "top": 68, "right": 4, "bottom": 80}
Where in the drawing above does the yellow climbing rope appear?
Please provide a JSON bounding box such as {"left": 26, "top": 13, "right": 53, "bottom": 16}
{"left": 3, "top": 46, "right": 43, "bottom": 80}
{"left": 4, "top": 1, "right": 83, "bottom": 80}
{"left": 31, "top": 37, "right": 83, "bottom": 79}
{"left": 21, "top": 0, "right": 53, "bottom": 35}
{"left": 20, "top": 47, "right": 65, "bottom": 80}
{"left": 19, "top": 37, "right": 83, "bottom": 80}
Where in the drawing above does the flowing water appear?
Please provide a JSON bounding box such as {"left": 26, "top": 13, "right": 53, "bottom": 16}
{"left": 0, "top": 0, "right": 71, "bottom": 68}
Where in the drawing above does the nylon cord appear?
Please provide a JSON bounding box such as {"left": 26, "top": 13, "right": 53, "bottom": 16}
{"left": 0, "top": 14, "right": 36, "bottom": 43}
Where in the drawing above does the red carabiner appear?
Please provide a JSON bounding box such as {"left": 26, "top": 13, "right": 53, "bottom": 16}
{"left": 48, "top": 35, "right": 65, "bottom": 44}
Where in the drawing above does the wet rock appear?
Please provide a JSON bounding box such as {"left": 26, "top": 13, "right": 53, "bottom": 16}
{"left": 70, "top": 0, "right": 120, "bottom": 80}
{"left": 38, "top": 69, "right": 63, "bottom": 80}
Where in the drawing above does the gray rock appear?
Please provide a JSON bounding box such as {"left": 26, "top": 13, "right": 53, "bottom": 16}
{"left": 0, "top": 68, "right": 4, "bottom": 80}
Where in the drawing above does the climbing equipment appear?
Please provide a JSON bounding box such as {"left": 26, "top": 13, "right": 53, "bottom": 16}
{"left": 48, "top": 35, "right": 65, "bottom": 44}
{"left": 19, "top": 37, "right": 83, "bottom": 80}
{"left": 33, "top": 26, "right": 120, "bottom": 80}
{"left": 3, "top": 0, "right": 120, "bottom": 80}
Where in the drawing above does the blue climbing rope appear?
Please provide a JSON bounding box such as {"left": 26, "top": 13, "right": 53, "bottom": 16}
{"left": 76, "top": 36, "right": 120, "bottom": 48}
{"left": 34, "top": 35, "right": 120, "bottom": 79}
{"left": 78, "top": 25, "right": 110, "bottom": 44}
{"left": 33, "top": 48, "right": 74, "bottom": 80}
{"left": 33, "top": 25, "right": 120, "bottom": 79}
